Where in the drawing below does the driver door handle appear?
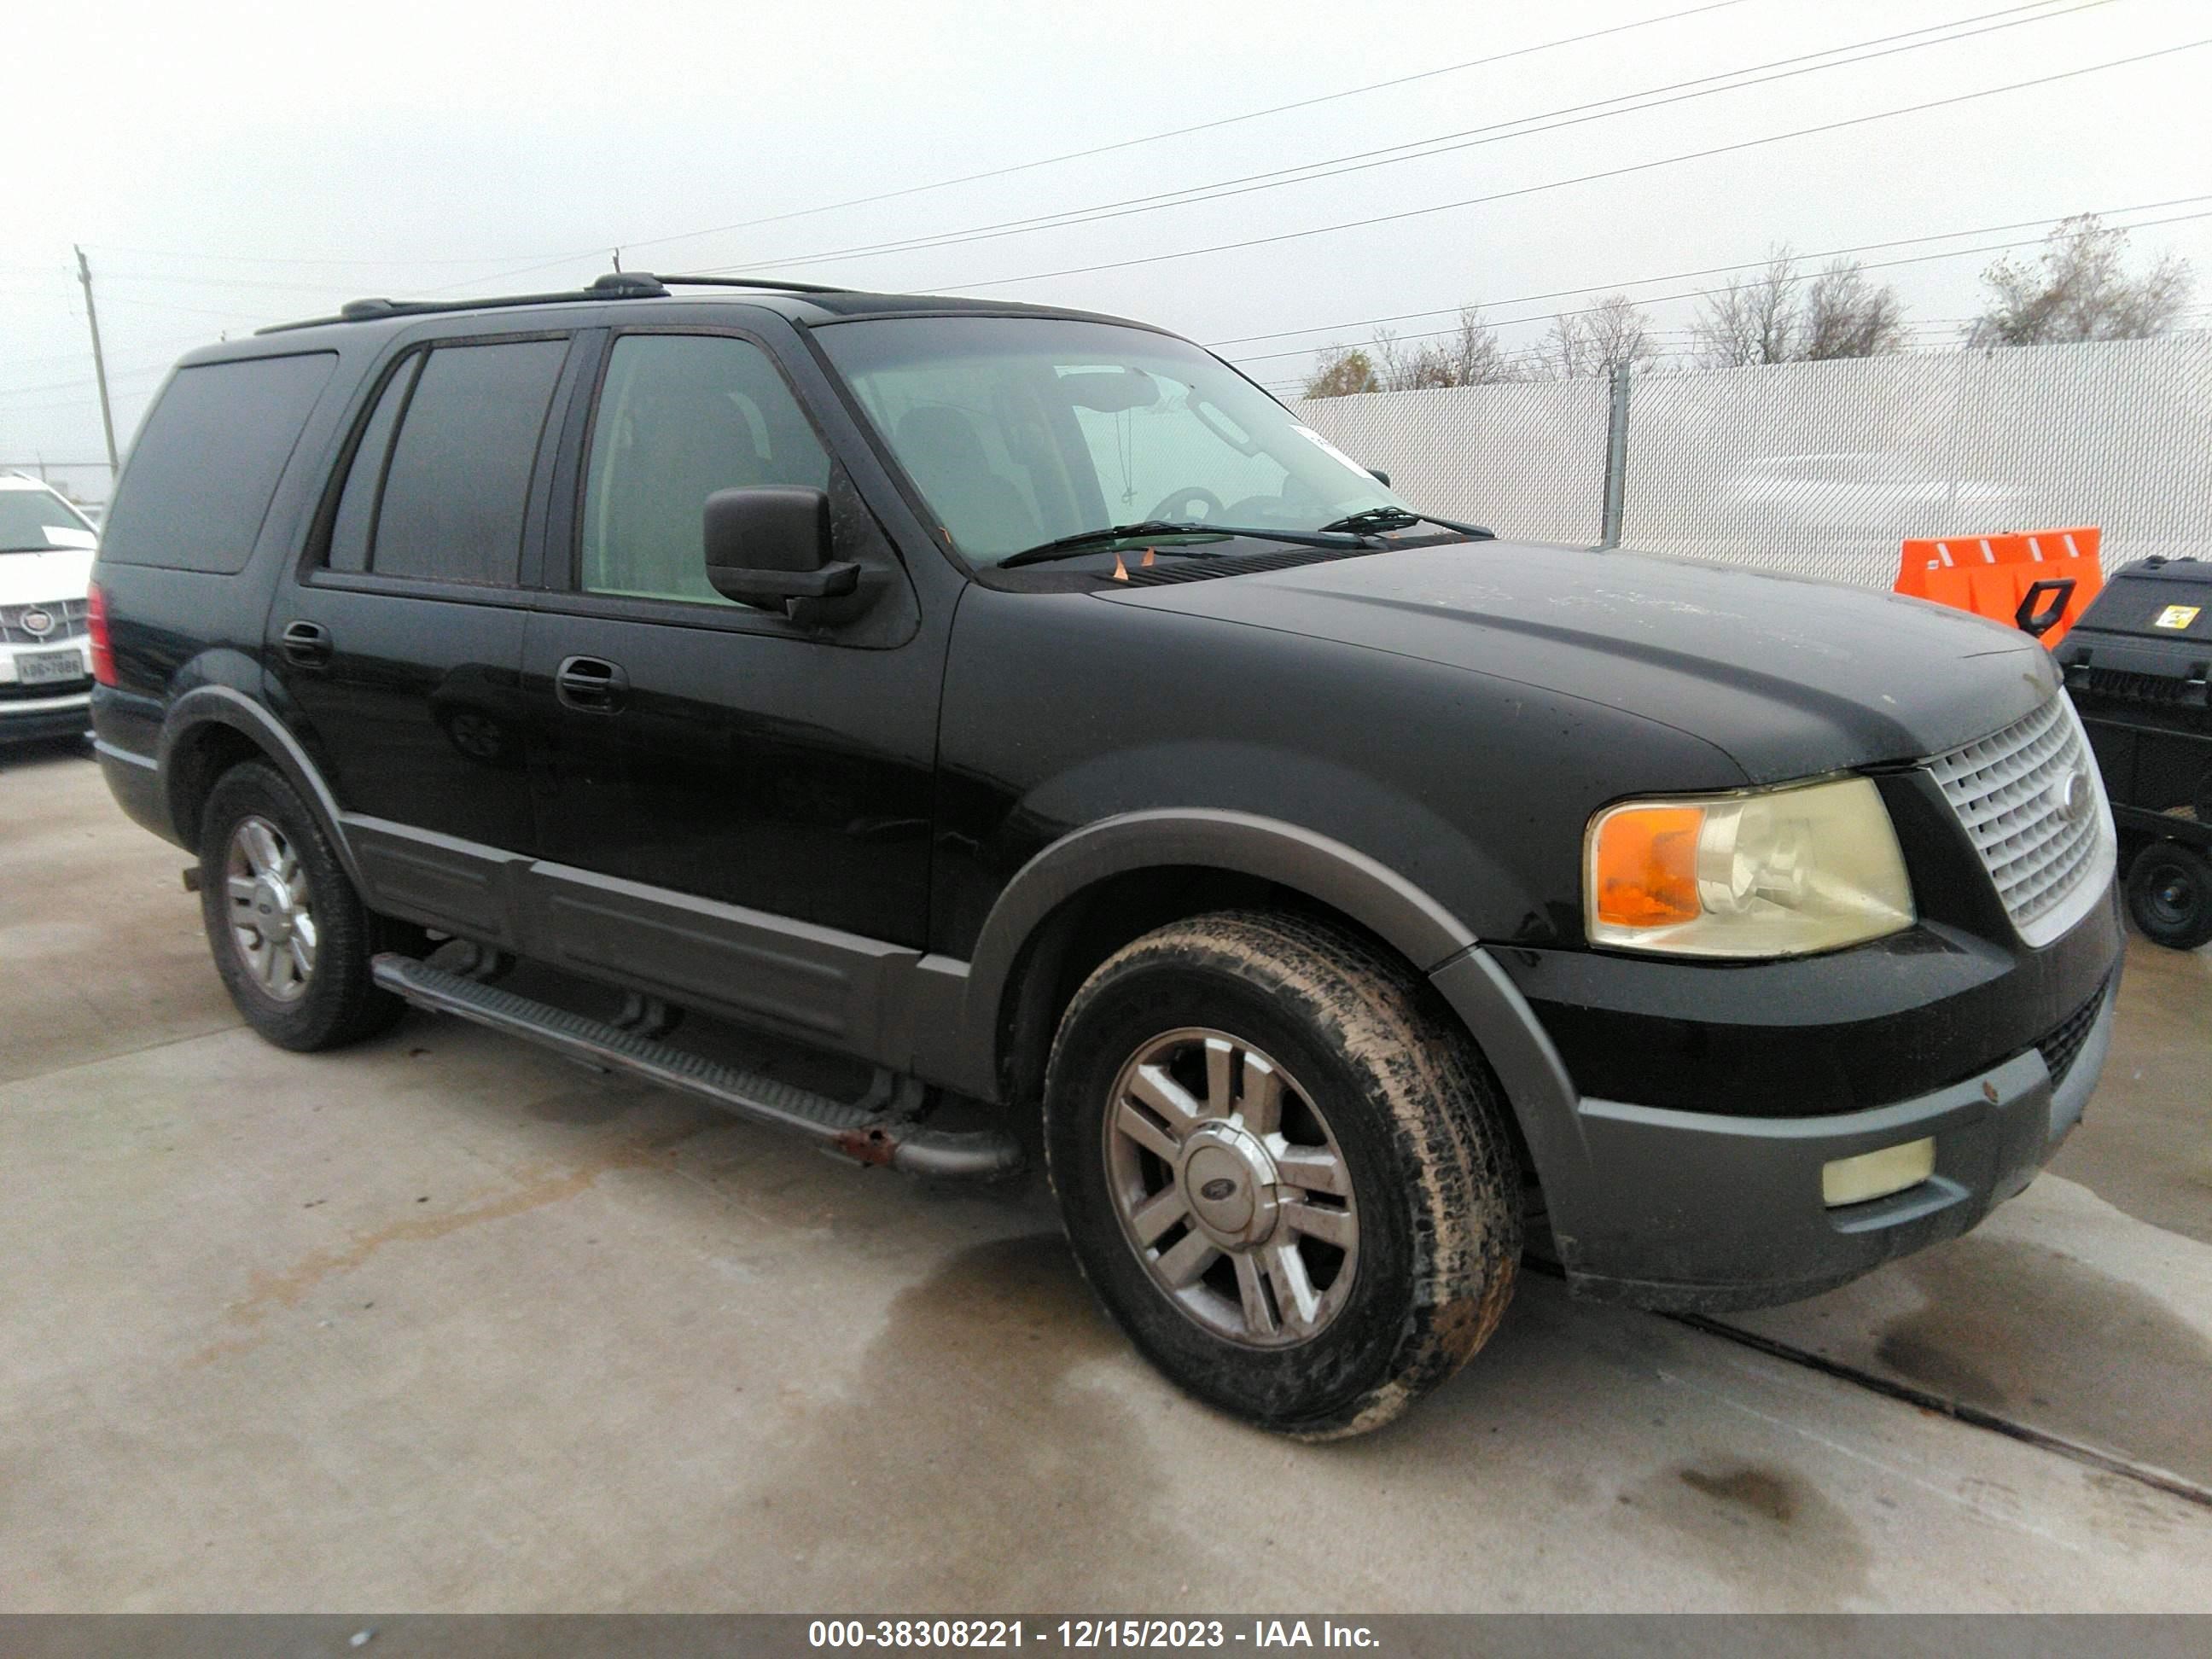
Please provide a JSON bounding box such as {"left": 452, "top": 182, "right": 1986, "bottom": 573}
{"left": 556, "top": 655, "right": 628, "bottom": 713}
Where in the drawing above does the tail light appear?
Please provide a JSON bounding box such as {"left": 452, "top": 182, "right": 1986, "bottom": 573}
{"left": 86, "top": 581, "right": 117, "bottom": 687}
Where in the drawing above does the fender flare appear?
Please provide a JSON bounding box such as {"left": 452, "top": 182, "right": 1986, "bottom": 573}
{"left": 966, "top": 809, "right": 1476, "bottom": 1006}
{"left": 941, "top": 808, "right": 1583, "bottom": 1196}
{"left": 159, "top": 684, "right": 364, "bottom": 886}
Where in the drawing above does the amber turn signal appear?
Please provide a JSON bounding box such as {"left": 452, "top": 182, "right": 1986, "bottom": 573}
{"left": 1591, "top": 805, "right": 1704, "bottom": 928}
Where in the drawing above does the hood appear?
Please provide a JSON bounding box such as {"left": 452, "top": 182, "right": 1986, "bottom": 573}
{"left": 0, "top": 547, "right": 96, "bottom": 609}
{"left": 1100, "top": 538, "right": 2058, "bottom": 782}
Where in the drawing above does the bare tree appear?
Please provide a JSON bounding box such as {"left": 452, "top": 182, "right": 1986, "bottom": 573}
{"left": 1540, "top": 294, "right": 1660, "bottom": 379}
{"left": 1693, "top": 247, "right": 1801, "bottom": 367}
{"left": 1694, "top": 247, "right": 1906, "bottom": 365}
{"left": 1302, "top": 344, "right": 1380, "bottom": 399}
{"left": 1373, "top": 308, "right": 1516, "bottom": 389}
{"left": 1799, "top": 259, "right": 1909, "bottom": 359}
{"left": 1970, "top": 213, "right": 2196, "bottom": 346}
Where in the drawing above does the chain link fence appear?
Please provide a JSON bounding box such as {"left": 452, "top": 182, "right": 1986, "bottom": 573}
{"left": 1295, "top": 332, "right": 2212, "bottom": 589}
{"left": 1295, "top": 375, "right": 1613, "bottom": 546}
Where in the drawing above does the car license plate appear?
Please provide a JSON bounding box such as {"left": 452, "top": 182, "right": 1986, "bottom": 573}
{"left": 16, "top": 649, "right": 84, "bottom": 686}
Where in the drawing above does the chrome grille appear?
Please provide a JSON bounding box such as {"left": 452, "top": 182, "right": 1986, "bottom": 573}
{"left": 0, "top": 597, "right": 90, "bottom": 645}
{"left": 1929, "top": 696, "right": 2107, "bottom": 940}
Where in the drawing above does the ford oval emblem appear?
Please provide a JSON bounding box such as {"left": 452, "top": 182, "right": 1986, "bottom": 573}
{"left": 2053, "top": 769, "right": 2092, "bottom": 823}
{"left": 20, "top": 608, "right": 54, "bottom": 638}
{"left": 1199, "top": 1178, "right": 1237, "bottom": 1202}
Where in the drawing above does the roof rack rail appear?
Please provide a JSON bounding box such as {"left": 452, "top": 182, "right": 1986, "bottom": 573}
{"left": 255, "top": 270, "right": 848, "bottom": 335}
{"left": 647, "top": 273, "right": 853, "bottom": 295}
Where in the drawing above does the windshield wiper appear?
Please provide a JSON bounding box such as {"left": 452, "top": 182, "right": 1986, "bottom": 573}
{"left": 998, "top": 521, "right": 1209, "bottom": 569}
{"left": 1318, "top": 506, "right": 1495, "bottom": 539}
{"left": 999, "top": 521, "right": 1369, "bottom": 570}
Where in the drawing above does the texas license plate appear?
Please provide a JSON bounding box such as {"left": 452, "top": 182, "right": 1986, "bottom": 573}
{"left": 16, "top": 649, "right": 84, "bottom": 685}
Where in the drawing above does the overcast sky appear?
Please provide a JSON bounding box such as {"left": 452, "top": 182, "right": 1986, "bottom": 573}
{"left": 7, "top": 0, "right": 2209, "bottom": 497}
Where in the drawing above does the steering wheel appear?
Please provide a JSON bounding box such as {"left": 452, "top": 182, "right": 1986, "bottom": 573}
{"left": 1146, "top": 486, "right": 1225, "bottom": 523}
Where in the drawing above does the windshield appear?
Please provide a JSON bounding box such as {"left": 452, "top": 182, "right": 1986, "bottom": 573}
{"left": 814, "top": 317, "right": 1406, "bottom": 566}
{"left": 0, "top": 486, "right": 97, "bottom": 554}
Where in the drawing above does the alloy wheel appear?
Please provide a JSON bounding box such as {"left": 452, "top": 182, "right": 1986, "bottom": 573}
{"left": 1102, "top": 1027, "right": 1359, "bottom": 1348}
{"left": 225, "top": 814, "right": 317, "bottom": 1003}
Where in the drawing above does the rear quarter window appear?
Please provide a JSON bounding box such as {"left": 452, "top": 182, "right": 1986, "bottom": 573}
{"left": 97, "top": 352, "right": 339, "bottom": 573}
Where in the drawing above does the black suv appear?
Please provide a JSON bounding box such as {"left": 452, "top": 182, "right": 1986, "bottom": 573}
{"left": 89, "top": 274, "right": 2123, "bottom": 1438}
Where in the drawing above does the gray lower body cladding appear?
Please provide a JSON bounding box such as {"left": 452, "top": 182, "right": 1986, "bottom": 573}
{"left": 1427, "top": 887, "right": 2124, "bottom": 1313}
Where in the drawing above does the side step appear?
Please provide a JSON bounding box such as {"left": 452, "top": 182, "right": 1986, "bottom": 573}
{"left": 370, "top": 953, "right": 1024, "bottom": 1179}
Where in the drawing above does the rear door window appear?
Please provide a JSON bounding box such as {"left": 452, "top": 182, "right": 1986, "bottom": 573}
{"left": 323, "top": 355, "right": 422, "bottom": 574}
{"left": 364, "top": 338, "right": 568, "bottom": 586}
{"left": 99, "top": 352, "right": 338, "bottom": 573}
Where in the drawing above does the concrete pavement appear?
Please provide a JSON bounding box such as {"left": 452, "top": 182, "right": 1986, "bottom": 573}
{"left": 3, "top": 741, "right": 2209, "bottom": 1611}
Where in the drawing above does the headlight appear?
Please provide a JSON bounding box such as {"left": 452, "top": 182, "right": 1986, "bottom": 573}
{"left": 1585, "top": 776, "right": 1914, "bottom": 958}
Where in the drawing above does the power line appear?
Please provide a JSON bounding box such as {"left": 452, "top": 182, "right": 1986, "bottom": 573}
{"left": 94, "top": 270, "right": 401, "bottom": 295}
{"left": 593, "top": 0, "right": 1762, "bottom": 270}
{"left": 62, "top": 15, "right": 1742, "bottom": 294}
{"left": 0, "top": 358, "right": 176, "bottom": 401}
{"left": 0, "top": 333, "right": 209, "bottom": 376}
{"left": 88, "top": 292, "right": 291, "bottom": 325}
{"left": 81, "top": 243, "right": 579, "bottom": 271}
{"left": 707, "top": 1, "right": 2093, "bottom": 276}
{"left": 1208, "top": 194, "right": 2212, "bottom": 358}
{"left": 930, "top": 38, "right": 2211, "bottom": 294}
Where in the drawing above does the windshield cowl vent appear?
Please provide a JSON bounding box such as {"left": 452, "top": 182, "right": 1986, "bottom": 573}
{"left": 1118, "top": 546, "right": 1383, "bottom": 587}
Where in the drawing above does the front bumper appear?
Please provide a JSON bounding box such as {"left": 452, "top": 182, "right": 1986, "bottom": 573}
{"left": 1544, "top": 964, "right": 2116, "bottom": 1311}
{"left": 1436, "top": 876, "right": 2125, "bottom": 1313}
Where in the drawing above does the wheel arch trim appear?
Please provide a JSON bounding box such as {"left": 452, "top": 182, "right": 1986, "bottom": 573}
{"left": 966, "top": 809, "right": 1478, "bottom": 1008}
{"left": 159, "top": 684, "right": 363, "bottom": 886}
{"left": 939, "top": 807, "right": 1584, "bottom": 1219}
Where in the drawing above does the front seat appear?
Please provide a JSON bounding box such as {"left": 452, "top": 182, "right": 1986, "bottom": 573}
{"left": 604, "top": 387, "right": 766, "bottom": 601}
{"left": 893, "top": 405, "right": 1040, "bottom": 560}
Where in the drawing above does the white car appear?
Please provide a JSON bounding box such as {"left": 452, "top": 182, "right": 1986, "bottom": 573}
{"left": 0, "top": 474, "right": 100, "bottom": 746}
{"left": 1726, "top": 451, "right": 2023, "bottom": 536}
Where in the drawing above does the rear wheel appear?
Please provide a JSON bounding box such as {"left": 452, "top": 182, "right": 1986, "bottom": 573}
{"left": 1044, "top": 910, "right": 1521, "bottom": 1439}
{"left": 199, "top": 761, "right": 406, "bottom": 1050}
{"left": 2126, "top": 840, "right": 2212, "bottom": 952}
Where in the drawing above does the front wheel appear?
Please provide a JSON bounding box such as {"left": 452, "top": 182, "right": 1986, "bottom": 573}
{"left": 2127, "top": 839, "right": 2212, "bottom": 952}
{"left": 1044, "top": 911, "right": 1521, "bottom": 1439}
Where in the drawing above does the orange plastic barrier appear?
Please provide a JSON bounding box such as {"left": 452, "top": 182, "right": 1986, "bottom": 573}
{"left": 1894, "top": 526, "right": 2104, "bottom": 649}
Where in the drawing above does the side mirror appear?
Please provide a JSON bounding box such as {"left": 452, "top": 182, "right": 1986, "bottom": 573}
{"left": 702, "top": 486, "right": 860, "bottom": 612}
{"left": 1367, "top": 467, "right": 1391, "bottom": 487}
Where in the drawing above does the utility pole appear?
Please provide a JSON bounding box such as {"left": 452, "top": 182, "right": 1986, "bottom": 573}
{"left": 611, "top": 247, "right": 623, "bottom": 272}
{"left": 74, "top": 246, "right": 120, "bottom": 480}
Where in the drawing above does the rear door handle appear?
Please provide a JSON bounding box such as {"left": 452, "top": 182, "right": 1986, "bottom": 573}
{"left": 279, "top": 620, "right": 333, "bottom": 667}
{"left": 555, "top": 655, "right": 628, "bottom": 713}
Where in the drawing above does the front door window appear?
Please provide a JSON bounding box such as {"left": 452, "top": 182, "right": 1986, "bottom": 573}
{"left": 579, "top": 334, "right": 832, "bottom": 606}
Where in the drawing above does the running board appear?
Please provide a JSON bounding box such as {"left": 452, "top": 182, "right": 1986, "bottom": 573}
{"left": 370, "top": 953, "right": 1024, "bottom": 1179}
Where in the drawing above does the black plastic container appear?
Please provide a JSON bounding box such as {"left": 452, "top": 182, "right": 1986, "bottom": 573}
{"left": 2057, "top": 556, "right": 2212, "bottom": 948}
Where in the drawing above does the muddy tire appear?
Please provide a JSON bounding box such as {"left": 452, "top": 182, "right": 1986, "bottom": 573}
{"left": 199, "top": 760, "right": 406, "bottom": 1051}
{"left": 1043, "top": 910, "right": 1521, "bottom": 1439}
